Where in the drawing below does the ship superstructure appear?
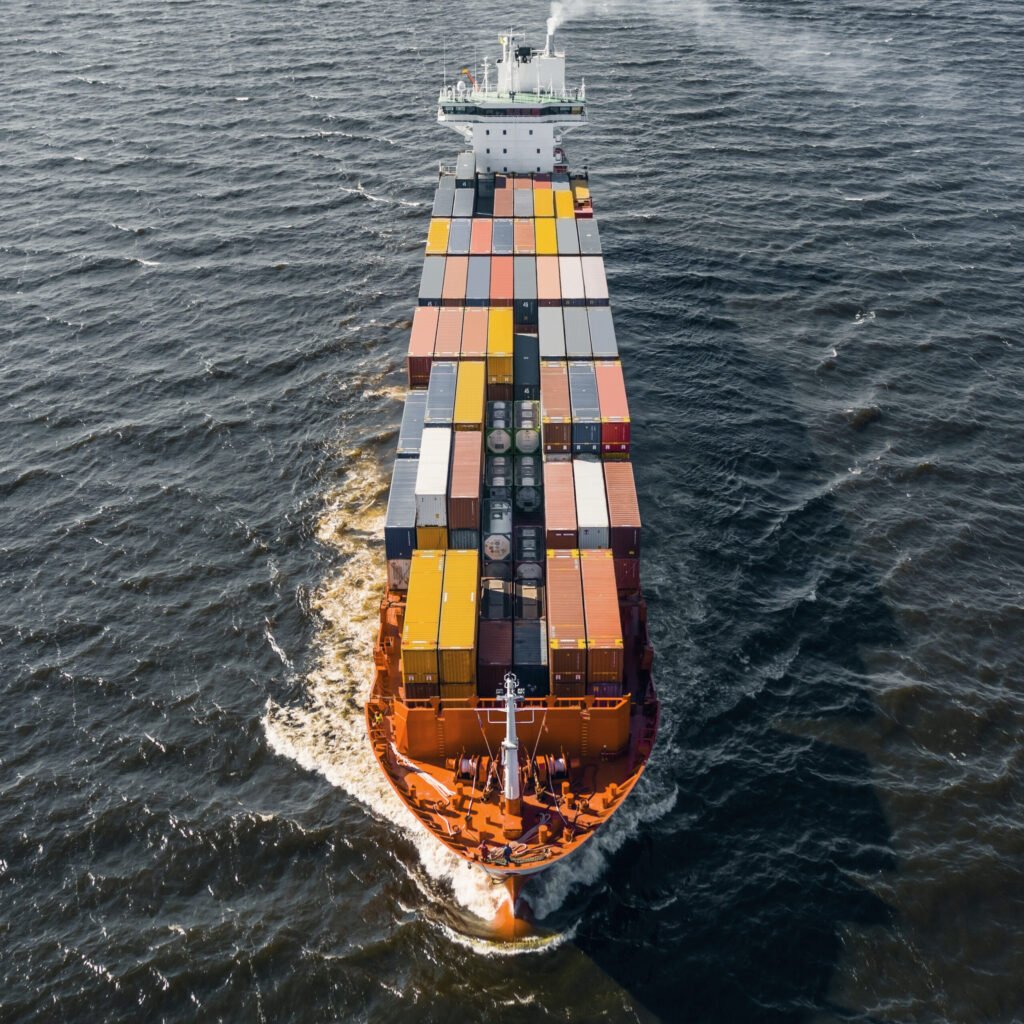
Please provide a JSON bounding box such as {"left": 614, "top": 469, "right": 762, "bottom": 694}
{"left": 366, "top": 27, "right": 658, "bottom": 938}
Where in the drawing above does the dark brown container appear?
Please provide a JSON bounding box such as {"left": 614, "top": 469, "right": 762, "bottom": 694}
{"left": 478, "top": 620, "right": 513, "bottom": 697}
{"left": 488, "top": 383, "right": 513, "bottom": 402}
{"left": 402, "top": 681, "right": 440, "bottom": 700}
{"left": 552, "top": 680, "right": 586, "bottom": 699}
{"left": 580, "top": 549, "right": 624, "bottom": 685}
{"left": 543, "top": 461, "right": 577, "bottom": 549}
{"left": 546, "top": 549, "right": 586, "bottom": 687}
{"left": 407, "top": 306, "right": 439, "bottom": 388}
{"left": 540, "top": 360, "right": 571, "bottom": 453}
{"left": 604, "top": 462, "right": 642, "bottom": 558}
{"left": 448, "top": 429, "right": 483, "bottom": 529}
{"left": 614, "top": 557, "right": 640, "bottom": 593}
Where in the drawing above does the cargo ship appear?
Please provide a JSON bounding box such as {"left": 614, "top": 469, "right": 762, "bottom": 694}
{"left": 365, "top": 25, "right": 659, "bottom": 939}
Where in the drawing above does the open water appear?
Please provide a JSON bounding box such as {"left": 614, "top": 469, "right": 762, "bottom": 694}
{"left": 3, "top": 0, "right": 1023, "bottom": 1020}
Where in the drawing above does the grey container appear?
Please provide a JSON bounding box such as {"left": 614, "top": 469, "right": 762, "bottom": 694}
{"left": 482, "top": 498, "right": 513, "bottom": 562}
{"left": 588, "top": 307, "right": 619, "bottom": 359}
{"left": 513, "top": 400, "right": 541, "bottom": 454}
{"left": 513, "top": 257, "right": 537, "bottom": 300}
{"left": 432, "top": 188, "right": 455, "bottom": 218}
{"left": 492, "top": 219, "right": 514, "bottom": 255}
{"left": 514, "top": 300, "right": 537, "bottom": 328}
{"left": 449, "top": 529, "right": 480, "bottom": 551}
{"left": 568, "top": 361, "right": 601, "bottom": 454}
{"left": 563, "top": 307, "right": 592, "bottom": 359}
{"left": 538, "top": 306, "right": 566, "bottom": 358}
{"left": 513, "top": 190, "right": 534, "bottom": 217}
{"left": 552, "top": 173, "right": 570, "bottom": 188}
{"left": 577, "top": 219, "right": 602, "bottom": 255}
{"left": 486, "top": 455, "right": 514, "bottom": 489}
{"left": 397, "top": 391, "right": 428, "bottom": 458}
{"left": 466, "top": 256, "right": 491, "bottom": 306}
{"left": 486, "top": 402, "right": 513, "bottom": 454}
{"left": 447, "top": 218, "right": 471, "bottom": 254}
{"left": 513, "top": 619, "right": 549, "bottom": 696}
{"left": 424, "top": 361, "right": 457, "bottom": 425}
{"left": 514, "top": 454, "right": 543, "bottom": 513}
{"left": 455, "top": 151, "right": 476, "bottom": 186}
{"left": 384, "top": 459, "right": 418, "bottom": 559}
{"left": 418, "top": 256, "right": 446, "bottom": 306}
{"left": 437, "top": 173, "right": 457, "bottom": 192}
{"left": 453, "top": 188, "right": 475, "bottom": 218}
{"left": 513, "top": 334, "right": 540, "bottom": 400}
{"left": 515, "top": 525, "right": 545, "bottom": 564}
{"left": 555, "top": 218, "right": 579, "bottom": 254}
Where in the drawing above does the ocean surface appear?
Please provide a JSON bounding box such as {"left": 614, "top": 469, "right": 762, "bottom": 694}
{"left": 3, "top": 0, "right": 1023, "bottom": 1020}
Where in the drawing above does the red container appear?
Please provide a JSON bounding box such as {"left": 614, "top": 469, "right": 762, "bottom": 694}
{"left": 533, "top": 174, "right": 552, "bottom": 189}
{"left": 470, "top": 219, "right": 492, "bottom": 255}
{"left": 434, "top": 307, "right": 464, "bottom": 359}
{"left": 407, "top": 306, "right": 439, "bottom": 388}
{"left": 580, "top": 549, "right": 624, "bottom": 685}
{"left": 442, "top": 256, "right": 469, "bottom": 305}
{"left": 546, "top": 550, "right": 586, "bottom": 688}
{"left": 604, "top": 462, "right": 641, "bottom": 558}
{"left": 493, "top": 189, "right": 514, "bottom": 218}
{"left": 490, "top": 256, "right": 514, "bottom": 306}
{"left": 461, "top": 307, "right": 488, "bottom": 359}
{"left": 448, "top": 429, "right": 483, "bottom": 529}
{"left": 614, "top": 557, "right": 640, "bottom": 593}
{"left": 477, "top": 620, "right": 513, "bottom": 697}
{"left": 543, "top": 461, "right": 578, "bottom": 549}
{"left": 536, "top": 256, "right": 560, "bottom": 305}
{"left": 540, "top": 360, "right": 571, "bottom": 453}
{"left": 594, "top": 360, "right": 630, "bottom": 455}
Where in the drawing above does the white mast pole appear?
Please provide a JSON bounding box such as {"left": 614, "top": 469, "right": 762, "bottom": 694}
{"left": 501, "top": 673, "right": 522, "bottom": 806}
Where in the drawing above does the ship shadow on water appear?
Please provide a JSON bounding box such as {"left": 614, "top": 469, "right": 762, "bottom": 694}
{"left": 546, "top": 306, "right": 900, "bottom": 1023}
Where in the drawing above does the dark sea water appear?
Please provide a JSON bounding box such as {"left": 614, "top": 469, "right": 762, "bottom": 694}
{"left": 3, "top": 0, "right": 1023, "bottom": 1020}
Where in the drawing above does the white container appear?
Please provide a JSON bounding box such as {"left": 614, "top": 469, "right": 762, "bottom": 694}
{"left": 581, "top": 256, "right": 609, "bottom": 303}
{"left": 387, "top": 559, "right": 412, "bottom": 591}
{"left": 573, "top": 457, "right": 610, "bottom": 548}
{"left": 538, "top": 306, "right": 566, "bottom": 358}
{"left": 415, "top": 427, "right": 452, "bottom": 526}
{"left": 558, "top": 256, "right": 585, "bottom": 303}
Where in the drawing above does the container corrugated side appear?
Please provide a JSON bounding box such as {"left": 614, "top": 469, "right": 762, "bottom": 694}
{"left": 580, "top": 549, "right": 623, "bottom": 686}
{"left": 396, "top": 391, "right": 428, "bottom": 458}
{"left": 461, "top": 307, "right": 488, "bottom": 359}
{"left": 447, "top": 218, "right": 471, "bottom": 255}
{"left": 385, "top": 458, "right": 418, "bottom": 559}
{"left": 424, "top": 361, "right": 457, "bottom": 426}
{"left": 563, "top": 307, "right": 592, "bottom": 359}
{"left": 543, "top": 460, "right": 577, "bottom": 548}
{"left": 540, "top": 360, "right": 571, "bottom": 452}
{"left": 401, "top": 550, "right": 445, "bottom": 686}
{"left": 486, "top": 308, "right": 514, "bottom": 385}
{"left": 573, "top": 457, "right": 610, "bottom": 548}
{"left": 538, "top": 308, "right": 566, "bottom": 359}
{"left": 426, "top": 218, "right": 450, "bottom": 255}
{"left": 414, "top": 427, "right": 452, "bottom": 526}
{"left": 536, "top": 256, "right": 561, "bottom": 305}
{"left": 453, "top": 361, "right": 486, "bottom": 431}
{"left": 604, "top": 461, "right": 641, "bottom": 557}
{"left": 595, "top": 360, "right": 631, "bottom": 456}
{"left": 433, "top": 307, "right": 463, "bottom": 359}
{"left": 513, "top": 619, "right": 549, "bottom": 695}
{"left": 407, "top": 307, "right": 438, "bottom": 387}
{"left": 438, "top": 548, "right": 479, "bottom": 686}
{"left": 477, "top": 619, "right": 513, "bottom": 696}
{"left": 546, "top": 549, "right": 586, "bottom": 689}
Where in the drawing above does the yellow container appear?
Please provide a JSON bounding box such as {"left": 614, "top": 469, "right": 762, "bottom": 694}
{"left": 535, "top": 218, "right": 558, "bottom": 255}
{"left": 453, "top": 360, "right": 486, "bottom": 430}
{"left": 416, "top": 526, "right": 448, "bottom": 550}
{"left": 402, "top": 550, "right": 445, "bottom": 684}
{"left": 533, "top": 190, "right": 555, "bottom": 218}
{"left": 572, "top": 184, "right": 590, "bottom": 202}
{"left": 438, "top": 549, "right": 479, "bottom": 684}
{"left": 426, "top": 218, "right": 450, "bottom": 255}
{"left": 555, "top": 190, "right": 575, "bottom": 219}
{"left": 487, "top": 307, "right": 514, "bottom": 384}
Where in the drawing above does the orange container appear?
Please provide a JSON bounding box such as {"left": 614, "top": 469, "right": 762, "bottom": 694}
{"left": 543, "top": 461, "right": 577, "bottom": 548}
{"left": 493, "top": 189, "right": 514, "bottom": 218}
{"left": 546, "top": 549, "right": 586, "bottom": 689}
{"left": 470, "top": 219, "right": 492, "bottom": 255}
{"left": 536, "top": 256, "right": 561, "bottom": 304}
{"left": 448, "top": 429, "right": 483, "bottom": 530}
{"left": 513, "top": 219, "right": 536, "bottom": 255}
{"left": 603, "top": 461, "right": 641, "bottom": 558}
{"left": 580, "top": 549, "right": 624, "bottom": 685}
{"left": 433, "top": 307, "right": 464, "bottom": 359}
{"left": 540, "top": 360, "right": 571, "bottom": 453}
{"left": 594, "top": 360, "right": 630, "bottom": 455}
{"left": 489, "top": 256, "right": 514, "bottom": 306}
{"left": 442, "top": 256, "right": 468, "bottom": 305}
{"left": 460, "top": 307, "right": 488, "bottom": 359}
{"left": 407, "top": 306, "right": 438, "bottom": 388}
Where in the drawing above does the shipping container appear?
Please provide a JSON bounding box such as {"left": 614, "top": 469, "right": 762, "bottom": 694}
{"left": 543, "top": 461, "right": 578, "bottom": 548}
{"left": 481, "top": 579, "right": 513, "bottom": 620}
{"left": 489, "top": 256, "right": 513, "bottom": 306}
{"left": 493, "top": 188, "right": 514, "bottom": 218}
{"left": 581, "top": 255, "right": 609, "bottom": 305}
{"left": 535, "top": 218, "right": 558, "bottom": 255}
{"left": 538, "top": 306, "right": 566, "bottom": 359}
{"left": 580, "top": 549, "right": 624, "bottom": 685}
{"left": 433, "top": 307, "right": 463, "bottom": 359}
{"left": 460, "top": 307, "right": 488, "bottom": 359}
{"left": 455, "top": 151, "right": 476, "bottom": 186}
{"left": 438, "top": 548, "right": 479, "bottom": 685}
{"left": 384, "top": 458, "right": 418, "bottom": 559}
{"left": 486, "top": 308, "right": 514, "bottom": 384}
{"left": 512, "top": 175, "right": 532, "bottom": 190}
{"left": 513, "top": 218, "right": 536, "bottom": 255}
{"left": 594, "top": 360, "right": 631, "bottom": 455}
{"left": 555, "top": 217, "right": 579, "bottom": 254}
{"left": 482, "top": 498, "right": 513, "bottom": 562}
{"left": 470, "top": 218, "right": 492, "bottom": 255}
{"left": 484, "top": 559, "right": 513, "bottom": 581}
{"left": 407, "top": 306, "right": 439, "bottom": 386}
{"left": 513, "top": 400, "right": 541, "bottom": 454}
{"left": 447, "top": 218, "right": 471, "bottom": 255}
{"left": 573, "top": 457, "right": 610, "bottom": 548}
{"left": 513, "top": 189, "right": 534, "bottom": 218}
{"left": 426, "top": 218, "right": 450, "bottom": 255}
{"left": 492, "top": 218, "right": 514, "bottom": 254}
{"left": 387, "top": 559, "right": 411, "bottom": 592}
{"left": 546, "top": 549, "right": 586, "bottom": 688}
{"left": 449, "top": 529, "right": 479, "bottom": 550}
{"left": 415, "top": 526, "right": 448, "bottom": 550}
{"left": 533, "top": 188, "right": 555, "bottom": 219}
{"left": 418, "top": 256, "right": 446, "bottom": 306}
{"left": 424, "top": 361, "right": 457, "bottom": 426}
{"left": 514, "top": 453, "right": 543, "bottom": 514}
{"left": 513, "top": 619, "right": 549, "bottom": 696}
{"left": 414, "top": 427, "right": 452, "bottom": 526}
{"left": 485, "top": 402, "right": 513, "bottom": 455}
{"left": 465, "top": 256, "right": 491, "bottom": 306}
{"left": 401, "top": 549, "right": 445, "bottom": 686}
{"left": 452, "top": 188, "right": 475, "bottom": 218}
{"left": 539, "top": 360, "right": 571, "bottom": 453}
{"left": 477, "top": 620, "right": 513, "bottom": 697}
{"left": 516, "top": 560, "right": 544, "bottom": 583}
{"left": 588, "top": 307, "right": 619, "bottom": 359}
{"left": 442, "top": 256, "right": 469, "bottom": 305}
{"left": 453, "top": 361, "right": 486, "bottom": 431}
{"left": 568, "top": 361, "right": 601, "bottom": 454}
{"left": 513, "top": 256, "right": 537, "bottom": 301}
{"left": 448, "top": 428, "right": 482, "bottom": 531}
{"left": 515, "top": 524, "right": 545, "bottom": 565}
{"left": 555, "top": 189, "right": 575, "bottom": 219}
{"left": 535, "top": 255, "right": 561, "bottom": 305}
{"left": 432, "top": 187, "right": 455, "bottom": 219}
{"left": 614, "top": 557, "right": 640, "bottom": 592}
{"left": 513, "top": 334, "right": 540, "bottom": 401}
{"left": 576, "top": 219, "right": 602, "bottom": 255}
{"left": 515, "top": 582, "right": 545, "bottom": 620}
{"left": 396, "top": 391, "right": 428, "bottom": 458}
{"left": 563, "top": 306, "right": 592, "bottom": 359}
{"left": 558, "top": 256, "right": 586, "bottom": 305}
{"left": 604, "top": 461, "right": 642, "bottom": 558}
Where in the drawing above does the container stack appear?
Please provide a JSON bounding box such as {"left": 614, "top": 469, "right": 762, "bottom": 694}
{"left": 391, "top": 165, "right": 643, "bottom": 701}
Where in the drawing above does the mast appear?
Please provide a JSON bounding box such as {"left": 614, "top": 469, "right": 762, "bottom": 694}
{"left": 500, "top": 672, "right": 522, "bottom": 816}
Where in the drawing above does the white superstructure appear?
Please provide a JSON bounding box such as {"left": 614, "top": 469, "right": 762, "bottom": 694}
{"left": 438, "top": 29, "right": 587, "bottom": 175}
